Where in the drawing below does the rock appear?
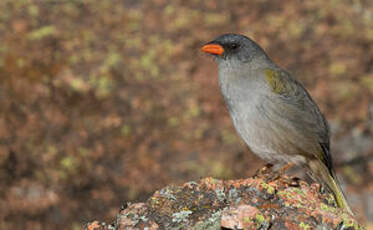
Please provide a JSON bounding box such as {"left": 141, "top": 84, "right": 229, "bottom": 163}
{"left": 85, "top": 168, "right": 363, "bottom": 230}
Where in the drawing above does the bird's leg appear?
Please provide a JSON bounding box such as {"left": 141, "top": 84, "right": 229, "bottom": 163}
{"left": 278, "top": 162, "right": 295, "bottom": 175}
{"left": 264, "top": 163, "right": 295, "bottom": 182}
{"left": 289, "top": 177, "right": 301, "bottom": 187}
{"left": 254, "top": 163, "right": 274, "bottom": 178}
{"left": 265, "top": 163, "right": 274, "bottom": 169}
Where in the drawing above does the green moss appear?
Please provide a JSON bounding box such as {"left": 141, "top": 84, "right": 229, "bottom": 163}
{"left": 27, "top": 25, "right": 57, "bottom": 40}
{"left": 169, "top": 8, "right": 200, "bottom": 31}
{"left": 70, "top": 78, "right": 86, "bottom": 92}
{"left": 167, "top": 117, "right": 180, "bottom": 127}
{"left": 220, "top": 130, "right": 239, "bottom": 144}
{"left": 27, "top": 5, "right": 39, "bottom": 16}
{"left": 164, "top": 5, "right": 175, "bottom": 15}
{"left": 71, "top": 222, "right": 81, "bottom": 230}
{"left": 329, "top": 62, "right": 346, "bottom": 75}
{"left": 361, "top": 75, "right": 373, "bottom": 93}
{"left": 210, "top": 161, "right": 233, "bottom": 179}
{"left": 60, "top": 156, "right": 78, "bottom": 171}
{"left": 204, "top": 13, "right": 229, "bottom": 26}
{"left": 104, "top": 52, "right": 121, "bottom": 69}
{"left": 78, "top": 147, "right": 89, "bottom": 157}
{"left": 120, "top": 125, "right": 131, "bottom": 136}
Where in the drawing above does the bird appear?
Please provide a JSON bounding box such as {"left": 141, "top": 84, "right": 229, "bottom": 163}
{"left": 201, "top": 33, "right": 353, "bottom": 215}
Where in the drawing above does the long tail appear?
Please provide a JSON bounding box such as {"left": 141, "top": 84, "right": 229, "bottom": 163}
{"left": 309, "top": 160, "right": 354, "bottom": 215}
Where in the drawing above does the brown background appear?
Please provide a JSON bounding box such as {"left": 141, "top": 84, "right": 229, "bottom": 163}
{"left": 0, "top": 0, "right": 372, "bottom": 229}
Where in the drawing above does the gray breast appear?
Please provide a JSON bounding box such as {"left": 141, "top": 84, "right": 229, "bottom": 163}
{"left": 218, "top": 71, "right": 310, "bottom": 165}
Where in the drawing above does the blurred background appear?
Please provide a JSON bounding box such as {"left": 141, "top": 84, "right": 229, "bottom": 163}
{"left": 0, "top": 0, "right": 372, "bottom": 229}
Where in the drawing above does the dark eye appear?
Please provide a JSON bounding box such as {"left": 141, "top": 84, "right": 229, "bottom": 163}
{"left": 230, "top": 43, "right": 239, "bottom": 50}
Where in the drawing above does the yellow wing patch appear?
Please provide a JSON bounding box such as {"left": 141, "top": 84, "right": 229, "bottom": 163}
{"left": 265, "top": 69, "right": 289, "bottom": 94}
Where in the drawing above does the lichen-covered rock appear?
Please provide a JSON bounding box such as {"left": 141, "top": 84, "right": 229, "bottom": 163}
{"left": 85, "top": 169, "right": 364, "bottom": 230}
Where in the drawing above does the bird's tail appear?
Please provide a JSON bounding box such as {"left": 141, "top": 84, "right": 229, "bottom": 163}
{"left": 309, "top": 160, "right": 354, "bottom": 216}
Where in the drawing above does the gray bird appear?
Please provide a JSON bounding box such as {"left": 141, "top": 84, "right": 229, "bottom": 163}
{"left": 201, "top": 33, "right": 353, "bottom": 215}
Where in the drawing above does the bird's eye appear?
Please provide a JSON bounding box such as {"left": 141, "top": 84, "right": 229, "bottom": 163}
{"left": 230, "top": 43, "right": 239, "bottom": 50}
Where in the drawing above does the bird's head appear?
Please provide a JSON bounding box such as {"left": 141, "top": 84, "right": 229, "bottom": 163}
{"left": 201, "top": 33, "right": 270, "bottom": 68}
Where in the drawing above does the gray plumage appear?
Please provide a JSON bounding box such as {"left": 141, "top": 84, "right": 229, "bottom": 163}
{"left": 202, "top": 33, "right": 353, "bottom": 215}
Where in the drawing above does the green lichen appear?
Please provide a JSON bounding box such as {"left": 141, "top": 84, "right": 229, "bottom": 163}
{"left": 289, "top": 187, "right": 306, "bottom": 196}
{"left": 193, "top": 211, "right": 221, "bottom": 230}
{"left": 255, "top": 213, "right": 265, "bottom": 223}
{"left": 324, "top": 193, "right": 338, "bottom": 207}
{"left": 277, "top": 189, "right": 309, "bottom": 209}
{"left": 149, "top": 197, "right": 159, "bottom": 208}
{"left": 172, "top": 210, "right": 193, "bottom": 223}
{"left": 320, "top": 203, "right": 337, "bottom": 213}
{"left": 277, "top": 191, "right": 292, "bottom": 203}
{"left": 243, "top": 216, "right": 252, "bottom": 224}
{"left": 159, "top": 187, "right": 177, "bottom": 200}
{"left": 339, "top": 214, "right": 362, "bottom": 230}
{"left": 299, "top": 222, "right": 310, "bottom": 230}
{"left": 215, "top": 187, "right": 226, "bottom": 202}
{"left": 260, "top": 182, "right": 275, "bottom": 195}
{"left": 255, "top": 213, "right": 270, "bottom": 229}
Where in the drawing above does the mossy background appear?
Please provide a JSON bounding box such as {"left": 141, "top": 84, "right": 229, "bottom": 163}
{"left": 0, "top": 0, "right": 372, "bottom": 229}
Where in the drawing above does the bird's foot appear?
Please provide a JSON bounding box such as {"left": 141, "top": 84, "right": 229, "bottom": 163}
{"left": 254, "top": 163, "right": 274, "bottom": 178}
{"left": 278, "top": 162, "right": 295, "bottom": 175}
{"left": 288, "top": 177, "right": 301, "bottom": 187}
{"left": 255, "top": 163, "right": 299, "bottom": 183}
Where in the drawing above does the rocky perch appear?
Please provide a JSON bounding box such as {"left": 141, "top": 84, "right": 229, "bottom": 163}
{"left": 86, "top": 168, "right": 364, "bottom": 230}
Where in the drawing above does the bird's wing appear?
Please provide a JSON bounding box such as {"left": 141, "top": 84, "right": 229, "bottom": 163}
{"left": 264, "top": 68, "right": 331, "bottom": 165}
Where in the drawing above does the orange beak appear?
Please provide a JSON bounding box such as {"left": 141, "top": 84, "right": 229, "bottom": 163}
{"left": 201, "top": 43, "right": 224, "bottom": 56}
